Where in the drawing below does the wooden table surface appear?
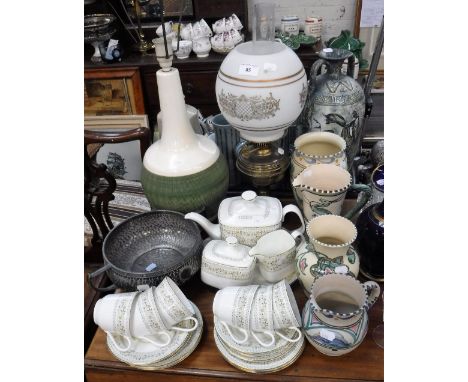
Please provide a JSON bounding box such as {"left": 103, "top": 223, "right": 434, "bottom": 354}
{"left": 85, "top": 274, "right": 384, "bottom": 382}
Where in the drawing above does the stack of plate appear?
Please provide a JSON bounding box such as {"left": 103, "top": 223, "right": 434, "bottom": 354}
{"left": 213, "top": 315, "right": 305, "bottom": 373}
{"left": 106, "top": 302, "right": 203, "bottom": 370}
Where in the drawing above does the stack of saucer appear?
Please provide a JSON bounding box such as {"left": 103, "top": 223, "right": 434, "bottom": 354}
{"left": 94, "top": 277, "right": 203, "bottom": 370}
{"left": 213, "top": 281, "right": 305, "bottom": 373}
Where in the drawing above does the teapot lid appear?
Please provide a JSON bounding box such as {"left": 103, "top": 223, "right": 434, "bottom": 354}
{"left": 218, "top": 191, "right": 282, "bottom": 227}
{"left": 203, "top": 236, "right": 254, "bottom": 267}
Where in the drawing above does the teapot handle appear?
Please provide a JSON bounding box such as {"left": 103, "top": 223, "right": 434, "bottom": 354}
{"left": 363, "top": 281, "right": 381, "bottom": 310}
{"left": 282, "top": 204, "right": 305, "bottom": 234}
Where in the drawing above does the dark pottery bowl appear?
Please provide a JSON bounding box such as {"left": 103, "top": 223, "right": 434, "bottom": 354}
{"left": 88, "top": 210, "right": 203, "bottom": 291}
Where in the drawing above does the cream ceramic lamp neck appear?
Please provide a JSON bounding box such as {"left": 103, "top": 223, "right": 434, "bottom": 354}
{"left": 157, "top": 68, "right": 197, "bottom": 149}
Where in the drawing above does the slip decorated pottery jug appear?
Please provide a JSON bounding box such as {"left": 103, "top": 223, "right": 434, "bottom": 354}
{"left": 302, "top": 48, "right": 365, "bottom": 167}
{"left": 296, "top": 215, "right": 360, "bottom": 294}
{"left": 302, "top": 273, "right": 380, "bottom": 356}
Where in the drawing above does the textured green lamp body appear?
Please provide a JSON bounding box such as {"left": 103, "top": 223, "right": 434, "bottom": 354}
{"left": 141, "top": 154, "right": 229, "bottom": 220}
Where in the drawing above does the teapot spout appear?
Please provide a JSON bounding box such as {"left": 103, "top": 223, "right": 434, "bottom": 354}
{"left": 185, "top": 212, "right": 221, "bottom": 239}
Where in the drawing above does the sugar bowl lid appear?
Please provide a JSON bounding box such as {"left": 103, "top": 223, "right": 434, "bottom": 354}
{"left": 203, "top": 236, "right": 253, "bottom": 267}
{"left": 218, "top": 191, "right": 282, "bottom": 228}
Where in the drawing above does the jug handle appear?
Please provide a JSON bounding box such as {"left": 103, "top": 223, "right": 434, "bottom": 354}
{"left": 363, "top": 281, "right": 381, "bottom": 310}
{"left": 282, "top": 204, "right": 305, "bottom": 234}
{"left": 343, "top": 184, "right": 372, "bottom": 220}
{"left": 346, "top": 54, "right": 356, "bottom": 78}
{"left": 291, "top": 230, "right": 306, "bottom": 247}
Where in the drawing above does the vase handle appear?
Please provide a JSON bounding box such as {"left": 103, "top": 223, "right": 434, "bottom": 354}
{"left": 346, "top": 54, "right": 356, "bottom": 78}
{"left": 344, "top": 184, "right": 372, "bottom": 219}
{"left": 363, "top": 281, "right": 381, "bottom": 310}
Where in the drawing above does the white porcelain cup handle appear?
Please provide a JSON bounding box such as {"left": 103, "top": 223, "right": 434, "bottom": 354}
{"left": 106, "top": 332, "right": 132, "bottom": 352}
{"left": 220, "top": 321, "right": 249, "bottom": 344}
{"left": 171, "top": 316, "right": 199, "bottom": 332}
{"left": 251, "top": 330, "right": 275, "bottom": 347}
{"left": 136, "top": 331, "right": 172, "bottom": 347}
{"left": 276, "top": 327, "right": 303, "bottom": 343}
{"left": 290, "top": 230, "right": 306, "bottom": 247}
{"left": 282, "top": 204, "right": 305, "bottom": 234}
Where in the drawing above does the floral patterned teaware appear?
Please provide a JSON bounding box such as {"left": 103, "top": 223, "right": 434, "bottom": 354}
{"left": 201, "top": 236, "right": 256, "bottom": 289}
{"left": 302, "top": 273, "right": 380, "bottom": 356}
{"left": 185, "top": 190, "right": 305, "bottom": 246}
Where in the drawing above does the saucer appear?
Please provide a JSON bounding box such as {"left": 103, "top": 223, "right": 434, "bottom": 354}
{"left": 214, "top": 315, "right": 299, "bottom": 356}
{"left": 106, "top": 301, "right": 202, "bottom": 367}
{"left": 214, "top": 329, "right": 304, "bottom": 373}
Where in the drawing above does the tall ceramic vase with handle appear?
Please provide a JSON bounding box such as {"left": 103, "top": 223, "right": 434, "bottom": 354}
{"left": 141, "top": 42, "right": 229, "bottom": 220}
{"left": 302, "top": 48, "right": 365, "bottom": 167}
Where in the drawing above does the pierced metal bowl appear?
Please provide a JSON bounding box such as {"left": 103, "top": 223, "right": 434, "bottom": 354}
{"left": 84, "top": 14, "right": 116, "bottom": 33}
{"left": 88, "top": 210, "right": 203, "bottom": 291}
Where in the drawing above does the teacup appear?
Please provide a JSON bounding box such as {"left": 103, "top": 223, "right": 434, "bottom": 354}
{"left": 230, "top": 28, "right": 243, "bottom": 45}
{"left": 213, "top": 285, "right": 259, "bottom": 344}
{"left": 249, "top": 229, "right": 304, "bottom": 282}
{"left": 271, "top": 280, "right": 302, "bottom": 342}
{"left": 180, "top": 23, "right": 193, "bottom": 40}
{"left": 222, "top": 31, "right": 234, "bottom": 49}
{"left": 212, "top": 18, "right": 226, "bottom": 34}
{"left": 225, "top": 16, "right": 235, "bottom": 31}
{"left": 131, "top": 286, "right": 198, "bottom": 347}
{"left": 173, "top": 40, "right": 192, "bottom": 59}
{"left": 199, "top": 18, "right": 212, "bottom": 36}
{"left": 156, "top": 21, "right": 173, "bottom": 37}
{"left": 154, "top": 277, "right": 199, "bottom": 330}
{"left": 192, "top": 21, "right": 204, "bottom": 39}
{"left": 93, "top": 292, "right": 138, "bottom": 352}
{"left": 210, "top": 34, "right": 224, "bottom": 49}
{"left": 231, "top": 13, "right": 243, "bottom": 30}
{"left": 192, "top": 36, "right": 211, "bottom": 57}
{"left": 292, "top": 164, "right": 371, "bottom": 221}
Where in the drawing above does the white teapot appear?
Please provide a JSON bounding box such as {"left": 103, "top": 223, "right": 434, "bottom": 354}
{"left": 185, "top": 190, "right": 305, "bottom": 246}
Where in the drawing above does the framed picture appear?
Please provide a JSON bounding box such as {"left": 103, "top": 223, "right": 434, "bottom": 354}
{"left": 84, "top": 67, "right": 145, "bottom": 116}
{"left": 84, "top": 115, "right": 149, "bottom": 181}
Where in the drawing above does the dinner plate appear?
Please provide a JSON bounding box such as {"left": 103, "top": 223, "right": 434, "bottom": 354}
{"left": 106, "top": 301, "right": 202, "bottom": 367}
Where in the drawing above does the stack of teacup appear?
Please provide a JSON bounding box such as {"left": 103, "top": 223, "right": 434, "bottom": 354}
{"left": 179, "top": 19, "right": 213, "bottom": 58}
{"left": 213, "top": 280, "right": 305, "bottom": 373}
{"left": 211, "top": 13, "right": 243, "bottom": 53}
{"left": 93, "top": 277, "right": 203, "bottom": 369}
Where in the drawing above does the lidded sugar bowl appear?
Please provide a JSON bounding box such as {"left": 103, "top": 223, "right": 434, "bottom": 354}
{"left": 201, "top": 236, "right": 256, "bottom": 289}
{"left": 185, "top": 190, "right": 305, "bottom": 246}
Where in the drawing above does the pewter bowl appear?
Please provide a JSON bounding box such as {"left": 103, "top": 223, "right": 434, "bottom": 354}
{"left": 88, "top": 210, "right": 203, "bottom": 291}
{"left": 84, "top": 14, "right": 116, "bottom": 33}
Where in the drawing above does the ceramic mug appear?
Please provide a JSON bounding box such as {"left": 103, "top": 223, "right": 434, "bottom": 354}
{"left": 192, "top": 36, "right": 211, "bottom": 57}
{"left": 131, "top": 286, "right": 198, "bottom": 347}
{"left": 213, "top": 285, "right": 259, "bottom": 344}
{"left": 292, "top": 164, "right": 371, "bottom": 221}
{"left": 153, "top": 277, "right": 199, "bottom": 330}
{"left": 156, "top": 21, "right": 173, "bottom": 37}
{"left": 249, "top": 229, "right": 304, "bottom": 282}
{"left": 93, "top": 292, "right": 138, "bottom": 352}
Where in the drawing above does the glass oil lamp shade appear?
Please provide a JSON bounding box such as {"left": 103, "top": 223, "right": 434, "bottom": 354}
{"left": 215, "top": 2, "right": 307, "bottom": 144}
{"left": 236, "top": 142, "right": 289, "bottom": 187}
